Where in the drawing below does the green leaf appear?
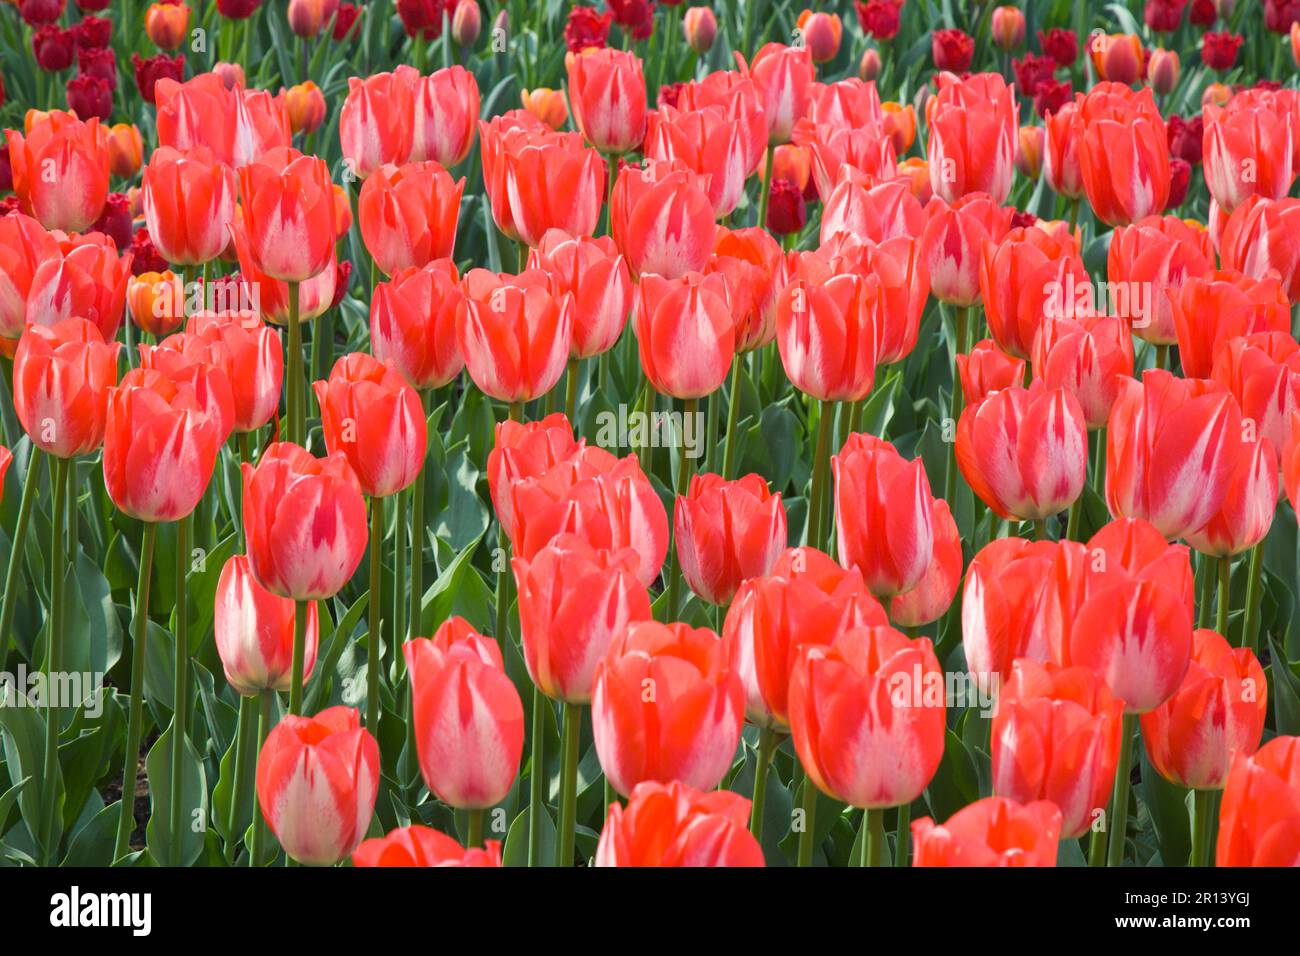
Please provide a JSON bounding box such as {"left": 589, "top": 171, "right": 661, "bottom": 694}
{"left": 143, "top": 720, "right": 208, "bottom": 867}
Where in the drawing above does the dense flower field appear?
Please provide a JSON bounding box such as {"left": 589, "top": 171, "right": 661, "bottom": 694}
{"left": 0, "top": 0, "right": 1298, "bottom": 870}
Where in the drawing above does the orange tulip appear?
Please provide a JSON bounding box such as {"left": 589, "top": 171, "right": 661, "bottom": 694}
{"left": 457, "top": 268, "right": 573, "bottom": 402}
{"left": 282, "top": 81, "right": 327, "bottom": 135}
{"left": 24, "top": 232, "right": 132, "bottom": 341}
{"left": 236, "top": 150, "right": 336, "bottom": 282}
{"left": 5, "top": 112, "right": 109, "bottom": 233}
{"left": 592, "top": 621, "right": 744, "bottom": 797}
{"left": 820, "top": 173, "right": 926, "bottom": 246}
{"left": 889, "top": 499, "right": 962, "bottom": 627}
{"left": 1212, "top": 332, "right": 1300, "bottom": 471}
{"left": 144, "top": 1, "right": 189, "bottom": 49}
{"left": 230, "top": 231, "right": 339, "bottom": 326}
{"left": 1216, "top": 736, "right": 1300, "bottom": 866}
{"left": 634, "top": 270, "right": 734, "bottom": 400}
{"left": 912, "top": 797, "right": 1063, "bottom": 867}
{"left": 477, "top": 111, "right": 550, "bottom": 243}
{"left": 370, "top": 258, "right": 465, "bottom": 391}
{"left": 1219, "top": 195, "right": 1300, "bottom": 303}
{"left": 1203, "top": 97, "right": 1298, "bottom": 215}
{"left": 674, "top": 71, "right": 768, "bottom": 176}
{"left": 1172, "top": 270, "right": 1290, "bottom": 380}
{"left": 1031, "top": 313, "right": 1135, "bottom": 430}
{"left": 503, "top": 133, "right": 604, "bottom": 248}
{"left": 595, "top": 781, "right": 764, "bottom": 867}
{"left": 921, "top": 192, "right": 1015, "bottom": 307}
{"left": 1074, "top": 84, "right": 1171, "bottom": 226}
{"left": 567, "top": 48, "right": 647, "bottom": 154}
{"left": 1183, "top": 430, "right": 1277, "bottom": 558}
{"left": 186, "top": 310, "right": 284, "bottom": 434}
{"left": 706, "top": 226, "right": 784, "bottom": 352}
{"left": 106, "top": 123, "right": 144, "bottom": 179}
{"left": 926, "top": 73, "right": 1017, "bottom": 204}
{"left": 1089, "top": 33, "right": 1144, "bottom": 84}
{"left": 138, "top": 334, "right": 237, "bottom": 443}
{"left": 796, "top": 10, "right": 842, "bottom": 63}
{"left": 13, "top": 317, "right": 119, "bottom": 460}
{"left": 358, "top": 161, "right": 464, "bottom": 278}
{"left": 0, "top": 213, "right": 59, "bottom": 345}
{"left": 674, "top": 473, "right": 787, "bottom": 606}
{"left": 1108, "top": 215, "right": 1216, "bottom": 346}
{"left": 141, "top": 146, "right": 238, "bottom": 267}
{"left": 1042, "top": 102, "right": 1084, "bottom": 200}
{"left": 647, "top": 103, "right": 761, "bottom": 218}
{"left": 957, "top": 338, "right": 1026, "bottom": 405}
{"left": 775, "top": 266, "right": 878, "bottom": 403}
{"left": 486, "top": 412, "right": 581, "bottom": 544}
{"left": 961, "top": 537, "right": 1058, "bottom": 679}
{"left": 520, "top": 87, "right": 568, "bottom": 130}
{"left": 155, "top": 73, "right": 291, "bottom": 169}
{"left": 610, "top": 158, "right": 715, "bottom": 279}
{"left": 126, "top": 270, "right": 186, "bottom": 338}
{"left": 980, "top": 223, "right": 1087, "bottom": 360}
{"left": 739, "top": 43, "right": 815, "bottom": 145}
{"left": 353, "top": 826, "right": 502, "bottom": 867}
{"left": 529, "top": 230, "right": 632, "bottom": 359}
{"left": 338, "top": 68, "right": 415, "bottom": 179}
{"left": 410, "top": 66, "right": 480, "bottom": 166}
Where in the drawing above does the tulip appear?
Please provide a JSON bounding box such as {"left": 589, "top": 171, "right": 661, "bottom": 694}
{"left": 1203, "top": 100, "right": 1297, "bottom": 215}
{"left": 5, "top": 114, "right": 110, "bottom": 233}
{"left": 409, "top": 66, "right": 480, "bottom": 167}
{"left": 338, "top": 69, "right": 415, "bottom": 180}
{"left": 23, "top": 233, "right": 131, "bottom": 342}
{"left": 821, "top": 174, "right": 926, "bottom": 246}
{"left": 740, "top": 44, "right": 814, "bottom": 145}
{"left": 105, "top": 123, "right": 143, "bottom": 180}
{"left": 912, "top": 797, "right": 1063, "bottom": 866}
{"left": 567, "top": 48, "right": 647, "bottom": 154}
{"left": 647, "top": 104, "right": 761, "bottom": 219}
{"left": 66, "top": 74, "right": 112, "bottom": 123}
{"left": 796, "top": 122, "right": 897, "bottom": 202}
{"left": 520, "top": 88, "right": 568, "bottom": 130}
{"left": 137, "top": 335, "right": 237, "bottom": 443}
{"left": 370, "top": 259, "right": 465, "bottom": 391}
{"left": 683, "top": 7, "right": 717, "bottom": 53}
{"left": 1172, "top": 270, "right": 1290, "bottom": 381}
{"left": 212, "top": 60, "right": 245, "bottom": 89}
{"left": 353, "top": 825, "right": 502, "bottom": 866}
{"left": 229, "top": 232, "right": 338, "bottom": 330}
{"left": 283, "top": 81, "right": 327, "bottom": 135}
{"left": 1041, "top": 103, "right": 1085, "bottom": 202}
{"left": 859, "top": 48, "right": 882, "bottom": 81}
{"left": 980, "top": 224, "right": 1087, "bottom": 360}
{"left": 707, "top": 227, "right": 784, "bottom": 353}
{"left": 991, "top": 660, "right": 1123, "bottom": 839}
{"left": 405, "top": 617, "right": 525, "bottom": 810}
{"left": 1219, "top": 196, "right": 1300, "bottom": 302}
{"left": 214, "top": 554, "right": 319, "bottom": 696}
{"left": 457, "top": 269, "right": 573, "bottom": 403}
{"left": 242, "top": 442, "right": 369, "bottom": 600}
{"left": 155, "top": 73, "right": 292, "bottom": 168}
{"left": 833, "top": 434, "right": 935, "bottom": 598}
{"left": 926, "top": 73, "right": 1017, "bottom": 205}
{"left": 256, "top": 705, "right": 379, "bottom": 866}
{"left": 185, "top": 311, "right": 283, "bottom": 434}
{"left": 0, "top": 213, "right": 59, "bottom": 346}
{"left": 592, "top": 621, "right": 744, "bottom": 797}
{"left": 775, "top": 270, "right": 878, "bottom": 403}
{"left": 529, "top": 230, "right": 632, "bottom": 360}
{"left": 1074, "top": 89, "right": 1171, "bottom": 227}
{"left": 1108, "top": 215, "right": 1216, "bottom": 346}
{"left": 126, "top": 270, "right": 185, "bottom": 338}
{"left": 674, "top": 473, "right": 787, "bottom": 606}
{"left": 236, "top": 150, "right": 336, "bottom": 283}
{"left": 595, "top": 780, "right": 764, "bottom": 867}
{"left": 1089, "top": 33, "right": 1144, "bottom": 84}
{"left": 141, "top": 146, "right": 238, "bottom": 268}
{"left": 957, "top": 338, "right": 1026, "bottom": 405}
{"left": 32, "top": 24, "right": 75, "bottom": 71}
{"left": 634, "top": 271, "right": 734, "bottom": 400}
{"left": 796, "top": 10, "right": 842, "bottom": 63}
{"left": 357, "top": 161, "right": 464, "bottom": 278}
{"left": 514, "top": 534, "right": 652, "bottom": 704}
{"left": 477, "top": 113, "right": 551, "bottom": 241}
{"left": 13, "top": 318, "right": 119, "bottom": 460}
{"left": 1146, "top": 48, "right": 1180, "bottom": 95}
{"left": 921, "top": 193, "right": 1014, "bottom": 308}
{"left": 1216, "top": 736, "right": 1300, "bottom": 866}
{"left": 609, "top": 159, "right": 716, "bottom": 279}
{"left": 991, "top": 6, "right": 1026, "bottom": 48}
{"left": 145, "top": 1, "right": 189, "bottom": 49}
{"left": 486, "top": 412, "right": 581, "bottom": 543}
{"left": 1031, "top": 313, "right": 1135, "bottom": 430}
{"left": 504, "top": 135, "right": 604, "bottom": 248}
{"left": 962, "top": 537, "right": 1059, "bottom": 679}
{"left": 889, "top": 499, "right": 962, "bottom": 627}
{"left": 1183, "top": 432, "right": 1277, "bottom": 559}
{"left": 882, "top": 102, "right": 916, "bottom": 156}
{"left": 1212, "top": 333, "right": 1300, "bottom": 468}
{"left": 932, "top": 28, "right": 975, "bottom": 72}
{"left": 1016, "top": 125, "right": 1044, "bottom": 180}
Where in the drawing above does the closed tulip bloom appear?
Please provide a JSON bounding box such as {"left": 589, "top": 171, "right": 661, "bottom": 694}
{"left": 682, "top": 7, "right": 718, "bottom": 54}
{"left": 514, "top": 534, "right": 653, "bottom": 704}
{"left": 1042, "top": 102, "right": 1085, "bottom": 200}
{"left": 957, "top": 382, "right": 1088, "bottom": 521}
{"left": 1216, "top": 736, "right": 1300, "bottom": 866}
{"left": 1089, "top": 33, "right": 1144, "bottom": 84}
{"left": 725, "top": 546, "right": 888, "bottom": 730}
{"left": 24, "top": 232, "right": 131, "bottom": 342}
{"left": 789, "top": 625, "right": 945, "bottom": 809}
{"left": 833, "top": 433, "right": 936, "bottom": 598}
{"left": 106, "top": 123, "right": 144, "bottom": 179}
{"left": 1075, "top": 95, "right": 1171, "bottom": 227}
{"left": 647, "top": 104, "right": 758, "bottom": 219}
{"left": 1212, "top": 332, "right": 1300, "bottom": 465}
{"left": 103, "top": 368, "right": 221, "bottom": 521}
{"left": 1107, "top": 215, "right": 1216, "bottom": 346}
{"left": 314, "top": 352, "right": 427, "bottom": 499}
{"left": 186, "top": 310, "right": 284, "bottom": 434}
{"left": 478, "top": 112, "right": 551, "bottom": 241}
{"left": 214, "top": 554, "right": 319, "bottom": 696}
{"left": 1031, "top": 313, "right": 1135, "bottom": 430}
{"left": 409, "top": 66, "right": 480, "bottom": 167}
{"left": 1146, "top": 48, "right": 1180, "bottom": 95}
{"left": 567, "top": 48, "right": 647, "bottom": 154}
{"left": 796, "top": 10, "right": 842, "bottom": 62}
{"left": 13, "top": 317, "right": 119, "bottom": 459}
{"left": 141, "top": 146, "right": 237, "bottom": 267}
{"left": 674, "top": 473, "right": 787, "bottom": 606}
{"left": 595, "top": 780, "right": 764, "bottom": 867}
{"left": 1172, "top": 270, "right": 1290, "bottom": 381}
{"left": 795, "top": 121, "right": 897, "bottom": 202}
{"left": 358, "top": 161, "right": 464, "bottom": 277}
{"left": 740, "top": 43, "right": 815, "bottom": 145}
{"left": 520, "top": 87, "right": 568, "bottom": 130}
{"left": 1088, "top": 516, "right": 1196, "bottom": 618}
{"left": 486, "top": 412, "right": 581, "bottom": 542}
{"left": 145, "top": 1, "right": 189, "bottom": 49}
{"left": 405, "top": 617, "right": 524, "bottom": 809}
{"left": 230, "top": 226, "right": 339, "bottom": 326}
{"left": 5, "top": 114, "right": 109, "bottom": 233}
{"left": 674, "top": 71, "right": 770, "bottom": 176}
{"left": 0, "top": 213, "right": 59, "bottom": 344}
{"left": 1219, "top": 196, "right": 1300, "bottom": 303}
{"left": 138, "top": 335, "right": 237, "bottom": 443}
{"left": 962, "top": 537, "right": 1059, "bottom": 679}
{"left": 256, "top": 705, "right": 379, "bottom": 866}
{"left": 992, "top": 660, "right": 1123, "bottom": 839}
{"left": 127, "top": 271, "right": 186, "bottom": 338}
{"left": 776, "top": 271, "right": 879, "bottom": 403}
{"left": 505, "top": 134, "right": 605, "bottom": 248}
{"left": 980, "top": 224, "right": 1088, "bottom": 360}
{"left": 353, "top": 825, "right": 502, "bottom": 867}
{"left": 593, "top": 621, "right": 744, "bottom": 797}
{"left": 820, "top": 174, "right": 925, "bottom": 246}
{"left": 371, "top": 259, "right": 465, "bottom": 390}
{"left": 912, "top": 797, "right": 1063, "bottom": 867}
{"left": 921, "top": 192, "right": 1015, "bottom": 307}
{"left": 1141, "top": 629, "right": 1266, "bottom": 791}
{"left": 890, "top": 499, "right": 962, "bottom": 627}
{"left": 1203, "top": 101, "right": 1297, "bottom": 215}
{"left": 610, "top": 159, "right": 715, "bottom": 279}
{"left": 1183, "top": 432, "right": 1277, "bottom": 558}
{"left": 926, "top": 73, "right": 1017, "bottom": 204}
{"left": 529, "top": 230, "right": 632, "bottom": 359}
{"left": 957, "top": 338, "right": 1026, "bottom": 405}
{"left": 282, "top": 81, "right": 326, "bottom": 135}
{"left": 338, "top": 69, "right": 414, "bottom": 179}
{"left": 457, "top": 270, "right": 573, "bottom": 402}
{"left": 707, "top": 226, "right": 784, "bottom": 352}
{"left": 634, "top": 271, "right": 734, "bottom": 399}
{"left": 155, "top": 73, "right": 292, "bottom": 169}
{"left": 286, "top": 0, "right": 328, "bottom": 37}
{"left": 242, "top": 442, "right": 369, "bottom": 600}
{"left": 236, "top": 151, "right": 336, "bottom": 282}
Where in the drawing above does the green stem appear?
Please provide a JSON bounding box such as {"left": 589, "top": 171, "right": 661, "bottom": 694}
{"left": 1088, "top": 824, "right": 1107, "bottom": 867}
{"left": 286, "top": 281, "right": 304, "bottom": 447}
{"left": 1155, "top": 343, "right": 1169, "bottom": 372}
{"left": 862, "top": 807, "right": 886, "bottom": 867}
{"left": 807, "top": 400, "right": 835, "bottom": 551}
{"left": 467, "top": 808, "right": 484, "bottom": 849}
{"left": 249, "top": 689, "right": 273, "bottom": 866}
{"left": 1216, "top": 554, "right": 1231, "bottom": 638}
{"left": 564, "top": 357, "right": 579, "bottom": 427}
{"left": 113, "top": 520, "right": 157, "bottom": 862}
{"left": 288, "top": 600, "right": 308, "bottom": 716}
{"left": 494, "top": 401, "right": 524, "bottom": 652}
{"left": 392, "top": 488, "right": 407, "bottom": 677}
{"left": 40, "top": 456, "right": 69, "bottom": 864}
{"left": 0, "top": 450, "right": 43, "bottom": 667}
{"left": 755, "top": 144, "right": 774, "bottom": 231}
{"left": 169, "top": 511, "right": 190, "bottom": 867}
{"left": 1034, "top": 518, "right": 1049, "bottom": 541}
{"left": 749, "top": 726, "right": 776, "bottom": 841}
{"left": 796, "top": 776, "right": 819, "bottom": 867}
{"left": 1106, "top": 713, "right": 1137, "bottom": 867}
{"left": 527, "top": 684, "right": 546, "bottom": 867}
{"left": 556, "top": 701, "right": 581, "bottom": 867}
{"left": 225, "top": 692, "right": 259, "bottom": 863}
{"left": 365, "top": 495, "right": 384, "bottom": 731}
{"left": 1065, "top": 494, "right": 1083, "bottom": 542}
{"left": 721, "top": 356, "right": 744, "bottom": 480}
{"left": 894, "top": 802, "right": 911, "bottom": 866}
{"left": 944, "top": 307, "right": 969, "bottom": 508}
{"left": 665, "top": 397, "right": 698, "bottom": 617}
{"left": 407, "top": 389, "right": 429, "bottom": 656}
{"left": 1190, "top": 788, "right": 1214, "bottom": 868}
{"left": 1241, "top": 543, "right": 1263, "bottom": 652}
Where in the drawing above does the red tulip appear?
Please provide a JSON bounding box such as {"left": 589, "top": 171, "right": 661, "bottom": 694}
{"left": 789, "top": 625, "right": 946, "bottom": 808}
{"left": 1203, "top": 98, "right": 1297, "bottom": 215}
{"left": 503, "top": 132, "right": 605, "bottom": 248}
{"left": 137, "top": 332, "right": 237, "bottom": 443}
{"left": 155, "top": 73, "right": 291, "bottom": 168}
{"left": 962, "top": 537, "right": 1059, "bottom": 679}
{"left": 230, "top": 229, "right": 339, "bottom": 326}
{"left": 140, "top": 146, "right": 237, "bottom": 268}
{"left": 529, "top": 230, "right": 632, "bottom": 359}
{"left": 371, "top": 259, "right": 465, "bottom": 390}
{"left": 646, "top": 104, "right": 761, "bottom": 219}
{"left": 992, "top": 659, "right": 1123, "bottom": 838}
{"left": 674, "top": 70, "right": 768, "bottom": 177}
{"left": 890, "top": 499, "right": 962, "bottom": 627}
{"left": 486, "top": 412, "right": 581, "bottom": 544}
{"left": 236, "top": 151, "right": 336, "bottom": 282}
{"left": 1074, "top": 84, "right": 1171, "bottom": 226}
{"left": 926, "top": 73, "right": 1017, "bottom": 205}
{"left": 610, "top": 158, "right": 716, "bottom": 279}
{"left": 514, "top": 533, "right": 652, "bottom": 704}
{"left": 1172, "top": 270, "right": 1290, "bottom": 381}
{"left": 0, "top": 213, "right": 58, "bottom": 346}
{"left": 707, "top": 226, "right": 784, "bottom": 352}
{"left": 241, "top": 442, "right": 369, "bottom": 600}
{"left": 980, "top": 223, "right": 1088, "bottom": 360}
{"left": 593, "top": 621, "right": 744, "bottom": 797}
{"left": 1220, "top": 196, "right": 1300, "bottom": 302}
{"left": 353, "top": 825, "right": 502, "bottom": 867}
{"left": 1088, "top": 516, "right": 1196, "bottom": 617}
{"left": 1031, "top": 313, "right": 1135, "bottom": 430}
{"left": 820, "top": 174, "right": 926, "bottom": 246}
{"left": 405, "top": 617, "right": 524, "bottom": 809}
{"left": 185, "top": 310, "right": 283, "bottom": 434}
{"left": 795, "top": 121, "right": 897, "bottom": 203}
{"left": 595, "top": 780, "right": 764, "bottom": 867}
{"left": 921, "top": 192, "right": 1015, "bottom": 307}
{"left": 406, "top": 65, "right": 479, "bottom": 167}
{"left": 634, "top": 270, "right": 735, "bottom": 399}
{"left": 24, "top": 232, "right": 131, "bottom": 343}
{"left": 674, "top": 473, "right": 787, "bottom": 606}
{"left": 214, "top": 554, "right": 319, "bottom": 696}
{"left": 256, "top": 705, "right": 379, "bottom": 866}
{"left": 1042, "top": 102, "right": 1084, "bottom": 200}
{"left": 957, "top": 338, "right": 1026, "bottom": 405}
{"left": 477, "top": 111, "right": 550, "bottom": 242}
{"left": 912, "top": 797, "right": 1062, "bottom": 866}
{"left": 775, "top": 268, "right": 879, "bottom": 403}
{"left": 1212, "top": 333, "right": 1300, "bottom": 472}
{"left": 5, "top": 113, "right": 109, "bottom": 233}
{"left": 1107, "top": 215, "right": 1216, "bottom": 346}
{"left": 102, "top": 367, "right": 221, "bottom": 522}
{"left": 833, "top": 433, "right": 936, "bottom": 598}
{"left": 1215, "top": 735, "right": 1300, "bottom": 866}
{"left": 338, "top": 68, "right": 414, "bottom": 179}
{"left": 739, "top": 43, "right": 814, "bottom": 145}
{"left": 567, "top": 48, "right": 648, "bottom": 155}
{"left": 358, "top": 161, "right": 464, "bottom": 278}
{"left": 13, "top": 317, "right": 119, "bottom": 459}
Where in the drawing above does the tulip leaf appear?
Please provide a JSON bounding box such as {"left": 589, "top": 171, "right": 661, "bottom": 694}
{"left": 1138, "top": 747, "right": 1191, "bottom": 867}
{"left": 143, "top": 720, "right": 208, "bottom": 868}
{"left": 1268, "top": 635, "right": 1300, "bottom": 737}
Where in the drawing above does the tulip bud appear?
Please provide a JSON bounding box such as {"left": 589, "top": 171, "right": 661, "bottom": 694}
{"left": 211, "top": 60, "right": 245, "bottom": 89}
{"left": 1016, "top": 124, "right": 1044, "bottom": 179}
{"left": 127, "top": 270, "right": 186, "bottom": 338}
{"left": 1146, "top": 47, "right": 1180, "bottom": 95}
{"left": 674, "top": 473, "right": 787, "bottom": 606}
{"left": 1090, "top": 33, "right": 1144, "bottom": 84}
{"left": 1202, "top": 81, "right": 1233, "bottom": 107}
{"left": 796, "top": 10, "right": 842, "bottom": 63}
{"left": 991, "top": 6, "right": 1026, "bottom": 49}
{"left": 683, "top": 6, "right": 717, "bottom": 53}
{"left": 145, "top": 1, "right": 189, "bottom": 50}
{"left": 859, "top": 47, "right": 881, "bottom": 81}
{"left": 283, "top": 80, "right": 326, "bottom": 134}
{"left": 451, "top": 0, "right": 481, "bottom": 47}
{"left": 1292, "top": 22, "right": 1300, "bottom": 70}
{"left": 215, "top": 555, "right": 319, "bottom": 696}
{"left": 287, "top": 0, "right": 328, "bottom": 37}
{"left": 106, "top": 123, "right": 143, "bottom": 179}
{"left": 520, "top": 87, "right": 568, "bottom": 130}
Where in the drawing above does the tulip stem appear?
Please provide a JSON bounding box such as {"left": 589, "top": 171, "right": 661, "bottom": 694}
{"left": 288, "top": 600, "right": 309, "bottom": 717}
{"left": 169, "top": 512, "right": 191, "bottom": 867}
{"left": 1065, "top": 495, "right": 1083, "bottom": 542}
{"left": 603, "top": 153, "right": 619, "bottom": 238}
{"left": 527, "top": 684, "right": 546, "bottom": 867}
{"left": 894, "top": 802, "right": 911, "bottom": 866}
{"left": 1241, "top": 543, "right": 1263, "bottom": 652}
{"left": 407, "top": 389, "right": 430, "bottom": 658}
{"left": 796, "top": 776, "right": 819, "bottom": 867}
{"left": 286, "top": 281, "right": 304, "bottom": 447}
{"left": 39, "top": 456, "right": 69, "bottom": 864}
{"left": 1034, "top": 518, "right": 1049, "bottom": 541}
{"left": 392, "top": 489, "right": 407, "bottom": 676}
{"left": 944, "top": 307, "right": 969, "bottom": 509}
{"left": 494, "top": 401, "right": 525, "bottom": 651}
{"left": 1190, "top": 788, "right": 1215, "bottom": 867}
{"left": 564, "top": 357, "right": 579, "bottom": 427}
{"left": 721, "top": 356, "right": 743, "bottom": 480}
{"left": 755, "top": 144, "right": 774, "bottom": 231}
{"left": 467, "top": 809, "right": 484, "bottom": 849}
{"left": 749, "top": 726, "right": 777, "bottom": 842}
{"left": 365, "top": 495, "right": 384, "bottom": 731}
{"left": 0, "top": 449, "right": 43, "bottom": 668}
{"left": 1155, "top": 344, "right": 1169, "bottom": 372}
{"left": 556, "top": 701, "right": 581, "bottom": 867}
{"left": 225, "top": 692, "right": 259, "bottom": 864}
{"left": 249, "top": 689, "right": 273, "bottom": 866}
{"left": 1087, "top": 824, "right": 1106, "bottom": 866}
{"left": 1216, "top": 555, "right": 1231, "bottom": 638}
{"left": 113, "top": 520, "right": 157, "bottom": 863}
{"left": 807, "top": 399, "right": 834, "bottom": 552}
{"left": 1105, "top": 713, "right": 1137, "bottom": 867}
{"left": 665, "top": 397, "right": 699, "bottom": 617}
{"left": 861, "top": 807, "right": 886, "bottom": 866}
